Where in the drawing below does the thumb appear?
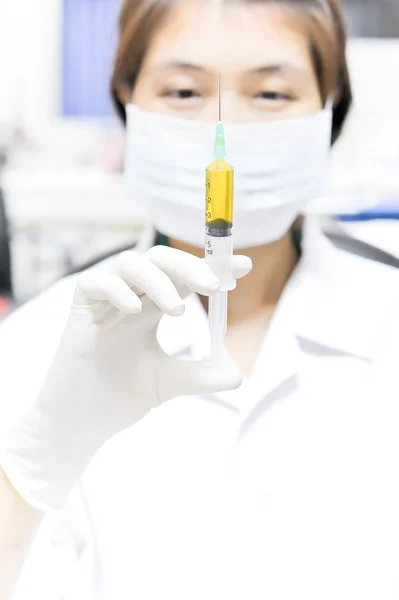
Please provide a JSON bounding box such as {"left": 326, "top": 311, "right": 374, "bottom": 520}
{"left": 158, "top": 355, "right": 244, "bottom": 400}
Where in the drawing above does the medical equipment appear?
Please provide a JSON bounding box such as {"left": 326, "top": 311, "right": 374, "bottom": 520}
{"left": 205, "top": 76, "right": 236, "bottom": 359}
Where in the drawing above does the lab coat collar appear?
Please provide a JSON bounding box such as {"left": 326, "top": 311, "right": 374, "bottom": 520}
{"left": 157, "top": 216, "right": 390, "bottom": 365}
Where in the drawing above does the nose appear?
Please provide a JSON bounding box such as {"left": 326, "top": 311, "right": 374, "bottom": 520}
{"left": 199, "top": 93, "right": 257, "bottom": 124}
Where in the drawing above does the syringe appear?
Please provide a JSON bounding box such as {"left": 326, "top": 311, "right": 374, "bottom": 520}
{"left": 205, "top": 75, "right": 235, "bottom": 359}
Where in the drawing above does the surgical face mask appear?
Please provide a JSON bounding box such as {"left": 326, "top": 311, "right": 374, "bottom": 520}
{"left": 125, "top": 103, "right": 332, "bottom": 249}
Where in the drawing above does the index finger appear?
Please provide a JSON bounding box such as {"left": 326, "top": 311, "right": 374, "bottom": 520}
{"left": 146, "top": 246, "right": 222, "bottom": 296}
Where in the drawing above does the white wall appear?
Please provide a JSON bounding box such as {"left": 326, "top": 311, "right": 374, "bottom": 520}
{"left": 0, "top": 1, "right": 13, "bottom": 123}
{"left": 338, "top": 38, "right": 399, "bottom": 159}
{"left": 0, "top": 0, "right": 61, "bottom": 134}
{"left": 328, "top": 38, "right": 399, "bottom": 205}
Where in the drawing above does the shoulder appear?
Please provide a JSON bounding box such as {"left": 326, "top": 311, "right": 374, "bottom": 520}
{"left": 294, "top": 220, "right": 399, "bottom": 361}
{"left": 329, "top": 235, "right": 399, "bottom": 321}
{"left": 329, "top": 240, "right": 399, "bottom": 361}
{"left": 305, "top": 219, "right": 399, "bottom": 308}
{"left": 343, "top": 245, "right": 399, "bottom": 305}
{"left": 345, "top": 248, "right": 399, "bottom": 295}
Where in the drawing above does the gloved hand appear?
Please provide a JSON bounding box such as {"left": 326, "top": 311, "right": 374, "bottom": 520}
{"left": 0, "top": 246, "right": 252, "bottom": 511}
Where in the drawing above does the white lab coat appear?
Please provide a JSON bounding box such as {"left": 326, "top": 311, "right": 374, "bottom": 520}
{"left": 2, "top": 217, "right": 399, "bottom": 599}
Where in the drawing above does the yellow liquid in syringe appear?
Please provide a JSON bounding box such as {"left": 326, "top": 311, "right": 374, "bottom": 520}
{"left": 205, "top": 158, "right": 234, "bottom": 237}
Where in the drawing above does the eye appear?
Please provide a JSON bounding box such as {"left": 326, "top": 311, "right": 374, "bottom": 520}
{"left": 165, "top": 88, "right": 201, "bottom": 100}
{"left": 254, "top": 91, "right": 291, "bottom": 101}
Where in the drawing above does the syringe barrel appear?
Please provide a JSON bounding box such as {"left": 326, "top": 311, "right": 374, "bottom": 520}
{"left": 205, "top": 234, "right": 236, "bottom": 291}
{"left": 209, "top": 291, "right": 228, "bottom": 358}
{"left": 205, "top": 158, "right": 236, "bottom": 291}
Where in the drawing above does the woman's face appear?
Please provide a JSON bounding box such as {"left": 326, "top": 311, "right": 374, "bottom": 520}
{"left": 131, "top": 0, "right": 323, "bottom": 123}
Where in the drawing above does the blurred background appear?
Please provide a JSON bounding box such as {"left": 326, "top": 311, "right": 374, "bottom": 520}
{"left": 0, "top": 0, "right": 398, "bottom": 313}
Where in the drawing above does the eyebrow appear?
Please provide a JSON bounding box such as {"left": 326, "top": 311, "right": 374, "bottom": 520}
{"left": 153, "top": 61, "right": 305, "bottom": 76}
{"left": 154, "top": 61, "right": 205, "bottom": 72}
{"left": 252, "top": 63, "right": 298, "bottom": 75}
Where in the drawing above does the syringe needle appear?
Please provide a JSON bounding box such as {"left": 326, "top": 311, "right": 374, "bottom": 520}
{"left": 218, "top": 73, "right": 221, "bottom": 122}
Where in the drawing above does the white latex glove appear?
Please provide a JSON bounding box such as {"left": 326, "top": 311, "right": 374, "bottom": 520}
{"left": 0, "top": 246, "right": 252, "bottom": 511}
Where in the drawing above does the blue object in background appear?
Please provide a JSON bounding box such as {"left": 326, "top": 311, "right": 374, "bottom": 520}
{"left": 62, "top": 0, "right": 123, "bottom": 118}
{"left": 337, "top": 199, "right": 399, "bottom": 222}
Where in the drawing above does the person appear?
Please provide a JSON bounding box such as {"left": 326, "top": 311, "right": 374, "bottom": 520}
{"left": 1, "top": 0, "right": 399, "bottom": 597}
